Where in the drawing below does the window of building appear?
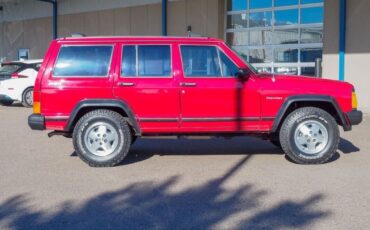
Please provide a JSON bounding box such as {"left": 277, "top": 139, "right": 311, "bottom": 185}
{"left": 275, "top": 9, "right": 298, "bottom": 26}
{"left": 250, "top": 0, "right": 272, "bottom": 9}
{"left": 121, "top": 45, "right": 171, "bottom": 77}
{"left": 275, "top": 0, "right": 298, "bottom": 7}
{"left": 301, "top": 7, "right": 324, "bottom": 24}
{"left": 225, "top": 0, "right": 324, "bottom": 76}
{"left": 227, "top": 0, "right": 247, "bottom": 11}
{"left": 301, "top": 0, "right": 323, "bottom": 4}
{"left": 54, "top": 46, "right": 113, "bottom": 77}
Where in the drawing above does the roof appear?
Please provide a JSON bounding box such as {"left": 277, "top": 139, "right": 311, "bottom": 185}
{"left": 58, "top": 36, "right": 224, "bottom": 43}
{"left": 5, "top": 59, "right": 43, "bottom": 64}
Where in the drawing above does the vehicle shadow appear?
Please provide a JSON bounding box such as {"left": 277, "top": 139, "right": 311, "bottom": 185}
{"left": 120, "top": 136, "right": 283, "bottom": 165}
{"left": 0, "top": 156, "right": 330, "bottom": 229}
{"left": 338, "top": 137, "right": 360, "bottom": 154}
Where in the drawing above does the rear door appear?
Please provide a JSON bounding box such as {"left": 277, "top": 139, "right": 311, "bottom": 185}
{"left": 113, "top": 42, "right": 180, "bottom": 133}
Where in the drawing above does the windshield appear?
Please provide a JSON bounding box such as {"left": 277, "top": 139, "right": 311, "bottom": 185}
{"left": 225, "top": 44, "right": 258, "bottom": 74}
{"left": 0, "top": 64, "right": 21, "bottom": 75}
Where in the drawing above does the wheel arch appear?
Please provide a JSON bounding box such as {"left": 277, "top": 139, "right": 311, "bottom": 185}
{"left": 271, "top": 95, "right": 350, "bottom": 133}
{"left": 65, "top": 99, "right": 141, "bottom": 135}
{"left": 21, "top": 86, "right": 34, "bottom": 103}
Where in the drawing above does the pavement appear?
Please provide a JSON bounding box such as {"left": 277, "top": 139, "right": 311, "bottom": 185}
{"left": 0, "top": 104, "right": 369, "bottom": 230}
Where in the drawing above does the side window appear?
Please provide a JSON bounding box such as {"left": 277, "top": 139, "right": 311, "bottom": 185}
{"left": 53, "top": 45, "right": 113, "bottom": 77}
{"left": 219, "top": 51, "right": 239, "bottom": 77}
{"left": 180, "top": 46, "right": 221, "bottom": 77}
{"left": 121, "top": 45, "right": 171, "bottom": 77}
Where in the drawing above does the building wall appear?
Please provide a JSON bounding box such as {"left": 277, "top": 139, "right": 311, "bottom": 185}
{"left": 323, "top": 0, "right": 370, "bottom": 113}
{"left": 0, "top": 0, "right": 224, "bottom": 61}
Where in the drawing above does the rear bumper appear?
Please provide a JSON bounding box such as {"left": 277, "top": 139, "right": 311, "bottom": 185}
{"left": 345, "top": 110, "right": 363, "bottom": 126}
{"left": 28, "top": 114, "right": 45, "bottom": 130}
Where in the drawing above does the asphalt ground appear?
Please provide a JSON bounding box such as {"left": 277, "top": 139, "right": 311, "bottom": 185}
{"left": 0, "top": 104, "right": 369, "bottom": 229}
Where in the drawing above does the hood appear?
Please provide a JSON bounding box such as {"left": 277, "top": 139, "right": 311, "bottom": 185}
{"left": 256, "top": 73, "right": 354, "bottom": 94}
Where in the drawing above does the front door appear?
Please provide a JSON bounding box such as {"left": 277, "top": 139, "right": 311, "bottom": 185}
{"left": 178, "top": 44, "right": 260, "bottom": 132}
{"left": 113, "top": 43, "right": 180, "bottom": 133}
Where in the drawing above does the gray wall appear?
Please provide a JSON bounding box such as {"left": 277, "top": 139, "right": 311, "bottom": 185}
{"left": 323, "top": 0, "right": 370, "bottom": 113}
{"left": 0, "top": 0, "right": 224, "bottom": 60}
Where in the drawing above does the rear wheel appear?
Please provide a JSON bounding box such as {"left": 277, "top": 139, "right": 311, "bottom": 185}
{"left": 21, "top": 87, "right": 33, "bottom": 108}
{"left": 73, "top": 109, "right": 132, "bottom": 167}
{"left": 279, "top": 107, "right": 339, "bottom": 164}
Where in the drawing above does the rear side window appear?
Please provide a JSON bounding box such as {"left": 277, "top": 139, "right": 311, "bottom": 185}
{"left": 180, "top": 46, "right": 239, "bottom": 77}
{"left": 0, "top": 64, "right": 21, "bottom": 75}
{"left": 121, "top": 45, "right": 171, "bottom": 77}
{"left": 53, "top": 45, "right": 113, "bottom": 77}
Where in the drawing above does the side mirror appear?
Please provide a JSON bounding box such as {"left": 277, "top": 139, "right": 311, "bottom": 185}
{"left": 236, "top": 68, "right": 250, "bottom": 81}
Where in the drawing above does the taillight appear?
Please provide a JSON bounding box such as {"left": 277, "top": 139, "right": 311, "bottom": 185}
{"left": 11, "top": 73, "right": 28, "bottom": 79}
{"left": 33, "top": 91, "right": 41, "bottom": 114}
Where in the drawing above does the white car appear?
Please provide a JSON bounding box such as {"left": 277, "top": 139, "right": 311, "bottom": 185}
{"left": 0, "top": 59, "right": 42, "bottom": 107}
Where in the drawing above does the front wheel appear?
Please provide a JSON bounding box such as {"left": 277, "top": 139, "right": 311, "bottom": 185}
{"left": 279, "top": 107, "right": 339, "bottom": 164}
{"left": 73, "top": 109, "right": 132, "bottom": 167}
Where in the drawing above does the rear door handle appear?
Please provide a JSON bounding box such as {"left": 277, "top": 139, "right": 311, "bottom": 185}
{"left": 118, "top": 82, "right": 135, "bottom": 87}
{"left": 180, "top": 82, "right": 197, "bottom": 87}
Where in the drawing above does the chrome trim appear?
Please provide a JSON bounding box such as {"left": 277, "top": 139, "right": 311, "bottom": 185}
{"left": 182, "top": 117, "right": 260, "bottom": 122}
{"left": 139, "top": 118, "right": 179, "bottom": 122}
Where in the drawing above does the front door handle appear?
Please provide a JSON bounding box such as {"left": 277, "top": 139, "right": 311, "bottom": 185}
{"left": 180, "top": 82, "right": 197, "bottom": 87}
{"left": 118, "top": 82, "right": 135, "bottom": 87}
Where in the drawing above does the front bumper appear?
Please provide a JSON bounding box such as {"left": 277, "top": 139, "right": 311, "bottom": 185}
{"left": 0, "top": 94, "right": 13, "bottom": 102}
{"left": 345, "top": 110, "right": 363, "bottom": 126}
{"left": 28, "top": 114, "right": 45, "bottom": 130}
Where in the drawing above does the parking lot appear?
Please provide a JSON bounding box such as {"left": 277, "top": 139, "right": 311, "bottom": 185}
{"left": 0, "top": 104, "right": 369, "bottom": 229}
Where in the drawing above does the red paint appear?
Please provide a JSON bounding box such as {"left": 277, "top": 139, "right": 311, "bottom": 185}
{"left": 33, "top": 36, "right": 355, "bottom": 134}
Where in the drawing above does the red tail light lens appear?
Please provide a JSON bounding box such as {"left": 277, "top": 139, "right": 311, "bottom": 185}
{"left": 11, "top": 73, "right": 28, "bottom": 79}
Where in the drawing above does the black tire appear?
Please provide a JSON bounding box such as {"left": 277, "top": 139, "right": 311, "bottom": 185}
{"left": 131, "top": 135, "right": 138, "bottom": 144}
{"left": 72, "top": 109, "right": 132, "bottom": 167}
{"left": 279, "top": 107, "right": 339, "bottom": 164}
{"left": 0, "top": 100, "right": 13, "bottom": 106}
{"left": 21, "top": 87, "right": 34, "bottom": 108}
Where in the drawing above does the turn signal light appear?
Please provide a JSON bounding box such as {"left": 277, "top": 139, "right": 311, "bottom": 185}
{"left": 352, "top": 92, "right": 358, "bottom": 110}
{"left": 33, "top": 102, "right": 41, "bottom": 114}
{"left": 33, "top": 91, "right": 41, "bottom": 114}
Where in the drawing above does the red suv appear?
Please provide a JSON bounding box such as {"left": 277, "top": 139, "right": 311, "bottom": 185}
{"left": 28, "top": 36, "right": 362, "bottom": 167}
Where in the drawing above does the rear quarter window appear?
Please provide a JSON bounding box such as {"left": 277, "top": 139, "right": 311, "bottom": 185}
{"left": 53, "top": 45, "right": 113, "bottom": 77}
{"left": 0, "top": 64, "right": 21, "bottom": 75}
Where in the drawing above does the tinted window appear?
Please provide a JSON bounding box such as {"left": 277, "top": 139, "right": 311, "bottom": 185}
{"left": 219, "top": 52, "right": 239, "bottom": 77}
{"left": 121, "top": 45, "right": 171, "bottom": 77}
{"left": 0, "top": 64, "right": 21, "bottom": 75}
{"left": 138, "top": 46, "right": 171, "bottom": 76}
{"left": 54, "top": 46, "right": 113, "bottom": 77}
{"left": 181, "top": 46, "right": 221, "bottom": 77}
{"left": 181, "top": 46, "right": 238, "bottom": 77}
{"left": 122, "top": 46, "right": 136, "bottom": 76}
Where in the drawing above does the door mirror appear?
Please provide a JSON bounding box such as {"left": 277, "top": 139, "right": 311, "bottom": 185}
{"left": 236, "top": 68, "right": 250, "bottom": 81}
